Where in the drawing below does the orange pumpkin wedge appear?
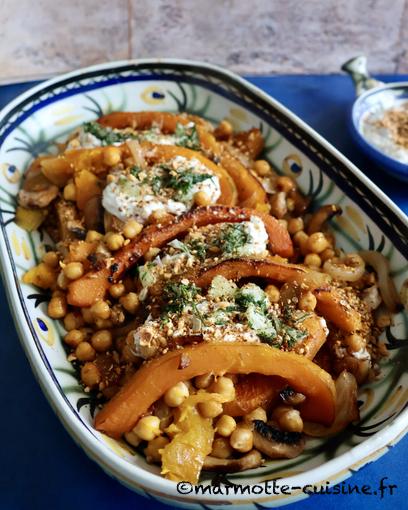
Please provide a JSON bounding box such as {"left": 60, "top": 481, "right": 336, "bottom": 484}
{"left": 98, "top": 111, "right": 211, "bottom": 131}
{"left": 67, "top": 206, "right": 293, "bottom": 307}
{"left": 98, "top": 111, "right": 268, "bottom": 210}
{"left": 94, "top": 343, "right": 336, "bottom": 438}
{"left": 192, "top": 257, "right": 329, "bottom": 290}
{"left": 314, "top": 288, "right": 362, "bottom": 333}
{"left": 223, "top": 374, "right": 284, "bottom": 417}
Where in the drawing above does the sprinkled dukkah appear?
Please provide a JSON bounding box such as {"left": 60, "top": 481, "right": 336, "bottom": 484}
{"left": 19, "top": 111, "right": 399, "bottom": 484}
{"left": 374, "top": 103, "right": 408, "bottom": 149}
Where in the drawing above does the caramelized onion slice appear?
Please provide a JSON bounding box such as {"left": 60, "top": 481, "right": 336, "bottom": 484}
{"left": 323, "top": 253, "right": 365, "bottom": 282}
{"left": 359, "top": 250, "right": 401, "bottom": 312}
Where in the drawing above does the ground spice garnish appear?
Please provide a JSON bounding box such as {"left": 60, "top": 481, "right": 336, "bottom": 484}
{"left": 375, "top": 103, "right": 408, "bottom": 149}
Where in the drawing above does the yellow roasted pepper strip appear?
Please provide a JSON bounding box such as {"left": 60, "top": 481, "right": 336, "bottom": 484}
{"left": 94, "top": 343, "right": 336, "bottom": 438}
{"left": 161, "top": 393, "right": 227, "bottom": 483}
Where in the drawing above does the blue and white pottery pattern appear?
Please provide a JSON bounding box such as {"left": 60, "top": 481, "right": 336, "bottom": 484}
{"left": 0, "top": 60, "right": 407, "bottom": 509}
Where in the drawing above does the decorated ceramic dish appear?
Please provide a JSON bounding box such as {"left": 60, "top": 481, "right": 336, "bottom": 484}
{"left": 0, "top": 59, "right": 407, "bottom": 509}
{"left": 342, "top": 56, "right": 408, "bottom": 182}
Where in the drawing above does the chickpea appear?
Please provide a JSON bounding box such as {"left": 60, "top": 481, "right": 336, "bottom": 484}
{"left": 57, "top": 271, "right": 69, "bottom": 290}
{"left": 75, "top": 341, "right": 96, "bottom": 362}
{"left": 278, "top": 219, "right": 288, "bottom": 229}
{"left": 64, "top": 329, "right": 85, "bottom": 348}
{"left": 163, "top": 381, "right": 189, "bottom": 407}
{"left": 211, "top": 437, "right": 234, "bottom": 459}
{"left": 91, "top": 329, "right": 113, "bottom": 352}
{"left": 144, "top": 436, "right": 169, "bottom": 464}
{"left": 304, "top": 253, "right": 322, "bottom": 268}
{"left": 216, "top": 415, "right": 237, "bottom": 437}
{"left": 42, "top": 251, "right": 59, "bottom": 268}
{"left": 120, "top": 292, "right": 140, "bottom": 314}
{"left": 81, "top": 362, "right": 101, "bottom": 388}
{"left": 105, "top": 232, "right": 124, "bottom": 251}
{"left": 133, "top": 416, "right": 161, "bottom": 442}
{"left": 145, "top": 247, "right": 161, "bottom": 261}
{"left": 276, "top": 176, "right": 296, "bottom": 193}
{"left": 244, "top": 407, "right": 267, "bottom": 423}
{"left": 194, "top": 373, "right": 214, "bottom": 389}
{"left": 124, "top": 430, "right": 141, "bottom": 447}
{"left": 230, "top": 427, "right": 253, "bottom": 453}
{"left": 215, "top": 119, "right": 233, "bottom": 139}
{"left": 269, "top": 191, "right": 287, "bottom": 219}
{"left": 148, "top": 210, "right": 172, "bottom": 225}
{"left": 103, "top": 146, "right": 122, "bottom": 166}
{"left": 287, "top": 217, "right": 304, "bottom": 235}
{"left": 293, "top": 230, "right": 309, "bottom": 252}
{"left": 63, "top": 261, "right": 84, "bottom": 280}
{"left": 273, "top": 405, "right": 303, "bottom": 433}
{"left": 345, "top": 333, "right": 365, "bottom": 353}
{"left": 306, "top": 232, "right": 329, "bottom": 254}
{"left": 63, "top": 181, "right": 76, "bottom": 201}
{"left": 86, "top": 230, "right": 103, "bottom": 243}
{"left": 320, "top": 247, "right": 335, "bottom": 262}
{"left": 64, "top": 312, "right": 84, "bottom": 331}
{"left": 210, "top": 376, "right": 235, "bottom": 401}
{"left": 109, "top": 282, "right": 126, "bottom": 299}
{"left": 265, "top": 284, "right": 280, "bottom": 303}
{"left": 253, "top": 160, "right": 272, "bottom": 177}
{"left": 90, "top": 300, "right": 110, "bottom": 320}
{"left": 94, "top": 318, "right": 113, "bottom": 330}
{"left": 286, "top": 197, "right": 295, "bottom": 212}
{"left": 298, "top": 291, "right": 317, "bottom": 312}
{"left": 197, "top": 400, "right": 223, "bottom": 419}
{"left": 194, "top": 191, "right": 212, "bottom": 207}
{"left": 81, "top": 307, "right": 94, "bottom": 324}
{"left": 48, "top": 295, "right": 67, "bottom": 319}
{"left": 123, "top": 219, "right": 143, "bottom": 240}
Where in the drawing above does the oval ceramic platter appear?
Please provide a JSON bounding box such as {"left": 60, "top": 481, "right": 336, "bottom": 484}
{"left": 0, "top": 60, "right": 407, "bottom": 509}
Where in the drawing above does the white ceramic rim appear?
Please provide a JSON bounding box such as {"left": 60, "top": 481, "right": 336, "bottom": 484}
{"left": 0, "top": 58, "right": 407, "bottom": 505}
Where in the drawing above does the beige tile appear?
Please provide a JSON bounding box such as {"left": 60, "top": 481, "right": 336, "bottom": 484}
{"left": 0, "top": 0, "right": 129, "bottom": 81}
{"left": 397, "top": 0, "right": 408, "bottom": 72}
{"left": 129, "top": 0, "right": 406, "bottom": 74}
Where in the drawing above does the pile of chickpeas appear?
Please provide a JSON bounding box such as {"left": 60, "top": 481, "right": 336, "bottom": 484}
{"left": 122, "top": 374, "right": 304, "bottom": 466}
{"left": 44, "top": 216, "right": 149, "bottom": 390}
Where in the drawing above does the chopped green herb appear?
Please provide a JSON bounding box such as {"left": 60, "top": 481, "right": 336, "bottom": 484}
{"left": 235, "top": 283, "right": 268, "bottom": 311}
{"left": 216, "top": 223, "right": 250, "bottom": 255}
{"left": 162, "top": 281, "right": 200, "bottom": 316}
{"left": 174, "top": 123, "right": 201, "bottom": 150}
{"left": 130, "top": 165, "right": 142, "bottom": 177}
{"left": 167, "top": 171, "right": 213, "bottom": 197}
{"left": 83, "top": 121, "right": 136, "bottom": 145}
{"left": 187, "top": 239, "right": 207, "bottom": 261}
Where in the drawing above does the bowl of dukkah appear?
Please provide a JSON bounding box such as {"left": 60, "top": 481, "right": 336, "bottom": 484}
{"left": 0, "top": 59, "right": 407, "bottom": 508}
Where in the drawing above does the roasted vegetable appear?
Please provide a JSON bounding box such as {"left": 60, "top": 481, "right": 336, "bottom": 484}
{"left": 94, "top": 343, "right": 336, "bottom": 438}
{"left": 314, "top": 288, "right": 362, "bottom": 333}
{"left": 192, "top": 257, "right": 329, "bottom": 290}
{"left": 22, "top": 262, "right": 57, "bottom": 289}
{"left": 15, "top": 206, "right": 48, "bottom": 231}
{"left": 223, "top": 374, "right": 283, "bottom": 416}
{"left": 67, "top": 206, "right": 293, "bottom": 307}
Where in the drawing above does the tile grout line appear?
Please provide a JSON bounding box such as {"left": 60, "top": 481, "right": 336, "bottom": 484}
{"left": 127, "top": 0, "right": 132, "bottom": 59}
{"left": 394, "top": 0, "right": 408, "bottom": 72}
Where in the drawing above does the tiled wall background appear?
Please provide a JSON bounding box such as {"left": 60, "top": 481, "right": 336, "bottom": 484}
{"left": 1, "top": 0, "right": 407, "bottom": 82}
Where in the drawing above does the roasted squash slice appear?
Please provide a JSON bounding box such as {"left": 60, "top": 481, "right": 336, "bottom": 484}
{"left": 94, "top": 343, "right": 336, "bottom": 437}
